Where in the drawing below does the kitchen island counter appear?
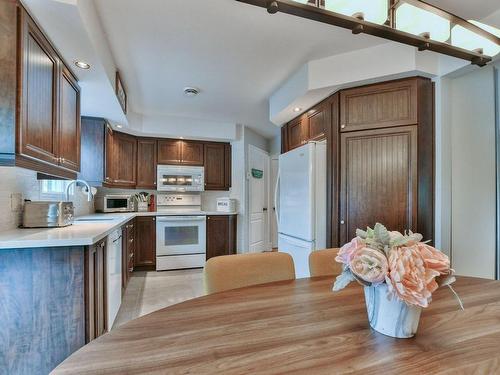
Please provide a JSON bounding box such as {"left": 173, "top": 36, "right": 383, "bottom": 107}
{"left": 0, "top": 211, "right": 237, "bottom": 249}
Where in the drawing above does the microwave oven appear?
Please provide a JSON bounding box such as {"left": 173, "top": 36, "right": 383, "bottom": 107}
{"left": 95, "top": 194, "right": 135, "bottom": 213}
{"left": 157, "top": 165, "right": 205, "bottom": 192}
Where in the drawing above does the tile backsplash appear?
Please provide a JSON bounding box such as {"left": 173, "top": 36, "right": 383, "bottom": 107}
{"left": 0, "top": 167, "right": 94, "bottom": 232}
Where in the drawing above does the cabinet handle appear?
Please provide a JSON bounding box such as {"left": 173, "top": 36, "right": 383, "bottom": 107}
{"left": 341, "top": 124, "right": 346, "bottom": 129}
{"left": 154, "top": 181, "right": 157, "bottom": 185}
{"left": 340, "top": 220, "right": 345, "bottom": 225}
{"left": 153, "top": 218, "right": 156, "bottom": 221}
{"left": 128, "top": 268, "right": 134, "bottom": 273}
{"left": 129, "top": 253, "right": 134, "bottom": 259}
{"left": 129, "top": 238, "right": 134, "bottom": 243}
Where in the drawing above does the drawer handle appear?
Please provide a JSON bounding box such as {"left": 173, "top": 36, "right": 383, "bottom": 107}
{"left": 129, "top": 238, "right": 134, "bottom": 243}
{"left": 129, "top": 253, "right": 134, "bottom": 259}
{"left": 128, "top": 268, "right": 134, "bottom": 273}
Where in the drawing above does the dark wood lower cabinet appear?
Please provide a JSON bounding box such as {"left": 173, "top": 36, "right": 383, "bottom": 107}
{"left": 122, "top": 219, "right": 135, "bottom": 293}
{"left": 135, "top": 216, "right": 156, "bottom": 270}
{"left": 85, "top": 239, "right": 107, "bottom": 343}
{"left": 206, "top": 215, "right": 237, "bottom": 260}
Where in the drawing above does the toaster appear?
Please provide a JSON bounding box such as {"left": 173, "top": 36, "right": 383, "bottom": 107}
{"left": 22, "top": 201, "right": 74, "bottom": 228}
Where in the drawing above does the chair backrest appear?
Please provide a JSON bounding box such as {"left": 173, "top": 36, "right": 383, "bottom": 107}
{"left": 204, "top": 252, "right": 296, "bottom": 294}
{"left": 309, "top": 248, "right": 343, "bottom": 277}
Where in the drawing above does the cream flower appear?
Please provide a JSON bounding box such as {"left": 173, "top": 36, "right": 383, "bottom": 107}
{"left": 386, "top": 245, "right": 440, "bottom": 308}
{"left": 417, "top": 243, "right": 451, "bottom": 275}
{"left": 349, "top": 247, "right": 388, "bottom": 284}
{"left": 336, "top": 237, "right": 364, "bottom": 265}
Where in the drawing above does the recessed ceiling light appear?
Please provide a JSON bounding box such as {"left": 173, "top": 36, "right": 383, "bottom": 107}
{"left": 184, "top": 87, "right": 200, "bottom": 97}
{"left": 180, "top": 136, "right": 184, "bottom": 139}
{"left": 74, "top": 60, "right": 91, "bottom": 70}
{"left": 116, "top": 125, "right": 123, "bottom": 129}
{"left": 293, "top": 107, "right": 302, "bottom": 113}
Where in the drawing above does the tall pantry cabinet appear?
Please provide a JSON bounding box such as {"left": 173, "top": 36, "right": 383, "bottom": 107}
{"left": 282, "top": 77, "right": 434, "bottom": 247}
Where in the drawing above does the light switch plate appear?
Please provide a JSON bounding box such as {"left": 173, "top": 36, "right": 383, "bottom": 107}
{"left": 11, "top": 193, "right": 23, "bottom": 212}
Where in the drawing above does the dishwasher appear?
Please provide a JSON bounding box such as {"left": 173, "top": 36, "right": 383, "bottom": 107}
{"left": 107, "top": 229, "right": 122, "bottom": 328}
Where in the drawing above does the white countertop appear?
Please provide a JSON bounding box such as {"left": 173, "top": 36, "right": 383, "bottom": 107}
{"left": 0, "top": 211, "right": 237, "bottom": 250}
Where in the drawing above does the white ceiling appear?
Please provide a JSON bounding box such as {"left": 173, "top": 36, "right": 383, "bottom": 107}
{"left": 94, "top": 0, "right": 385, "bottom": 138}
{"left": 93, "top": 0, "right": 500, "bottom": 138}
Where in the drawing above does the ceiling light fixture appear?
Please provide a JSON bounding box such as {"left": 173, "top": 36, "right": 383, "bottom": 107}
{"left": 293, "top": 107, "right": 302, "bottom": 112}
{"left": 239, "top": 0, "right": 500, "bottom": 66}
{"left": 116, "top": 125, "right": 123, "bottom": 129}
{"left": 74, "top": 60, "right": 91, "bottom": 70}
{"left": 184, "top": 87, "right": 200, "bottom": 97}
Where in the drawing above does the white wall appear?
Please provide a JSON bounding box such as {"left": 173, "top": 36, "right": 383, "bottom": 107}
{"left": 439, "top": 67, "right": 497, "bottom": 279}
{"left": 0, "top": 167, "right": 94, "bottom": 232}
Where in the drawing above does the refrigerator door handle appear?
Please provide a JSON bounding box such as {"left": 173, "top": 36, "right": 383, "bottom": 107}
{"left": 274, "top": 168, "right": 280, "bottom": 228}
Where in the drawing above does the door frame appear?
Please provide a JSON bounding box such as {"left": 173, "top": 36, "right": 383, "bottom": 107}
{"left": 247, "top": 145, "right": 271, "bottom": 252}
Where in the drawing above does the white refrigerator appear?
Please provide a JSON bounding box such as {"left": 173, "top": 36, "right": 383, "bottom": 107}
{"left": 276, "top": 141, "right": 326, "bottom": 278}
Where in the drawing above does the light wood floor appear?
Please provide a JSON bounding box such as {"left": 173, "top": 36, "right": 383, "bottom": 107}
{"left": 113, "top": 269, "right": 205, "bottom": 328}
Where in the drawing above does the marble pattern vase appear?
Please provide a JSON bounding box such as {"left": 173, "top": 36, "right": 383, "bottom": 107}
{"left": 364, "top": 283, "right": 422, "bottom": 338}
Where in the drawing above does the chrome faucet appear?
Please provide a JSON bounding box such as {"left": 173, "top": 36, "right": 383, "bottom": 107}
{"left": 66, "top": 179, "right": 93, "bottom": 202}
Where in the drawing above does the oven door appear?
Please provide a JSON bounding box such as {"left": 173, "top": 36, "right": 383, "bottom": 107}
{"left": 156, "top": 216, "right": 206, "bottom": 255}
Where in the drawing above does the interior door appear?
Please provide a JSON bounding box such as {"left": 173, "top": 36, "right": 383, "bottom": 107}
{"left": 248, "top": 145, "right": 270, "bottom": 252}
{"left": 339, "top": 126, "right": 418, "bottom": 245}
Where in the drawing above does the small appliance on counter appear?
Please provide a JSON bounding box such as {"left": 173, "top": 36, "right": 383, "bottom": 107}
{"left": 95, "top": 194, "right": 135, "bottom": 213}
{"left": 22, "top": 201, "right": 74, "bottom": 228}
{"left": 216, "top": 198, "right": 236, "bottom": 213}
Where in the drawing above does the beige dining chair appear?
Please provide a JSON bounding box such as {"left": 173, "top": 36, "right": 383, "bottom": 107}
{"left": 309, "top": 248, "right": 343, "bottom": 277}
{"left": 204, "top": 252, "right": 296, "bottom": 294}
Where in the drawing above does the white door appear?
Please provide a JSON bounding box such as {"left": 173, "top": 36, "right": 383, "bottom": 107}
{"left": 248, "top": 145, "right": 270, "bottom": 253}
{"left": 271, "top": 156, "right": 279, "bottom": 249}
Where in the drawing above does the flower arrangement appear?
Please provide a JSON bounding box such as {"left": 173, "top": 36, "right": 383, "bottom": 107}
{"left": 333, "top": 223, "right": 460, "bottom": 309}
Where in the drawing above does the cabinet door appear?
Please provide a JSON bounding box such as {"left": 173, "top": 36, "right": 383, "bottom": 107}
{"left": 135, "top": 217, "right": 156, "bottom": 268}
{"left": 18, "top": 13, "right": 59, "bottom": 165}
{"left": 104, "top": 125, "right": 116, "bottom": 184}
{"left": 137, "top": 138, "right": 157, "bottom": 189}
{"left": 204, "top": 143, "right": 226, "bottom": 190}
{"left": 340, "top": 79, "right": 418, "bottom": 132}
{"left": 339, "top": 126, "right": 418, "bottom": 245}
{"left": 181, "top": 140, "right": 204, "bottom": 165}
{"left": 287, "top": 115, "right": 309, "bottom": 150}
{"left": 158, "top": 139, "right": 181, "bottom": 164}
{"left": 79, "top": 117, "right": 105, "bottom": 185}
{"left": 85, "top": 240, "right": 106, "bottom": 343}
{"left": 308, "top": 105, "right": 327, "bottom": 141}
{"left": 206, "top": 215, "right": 237, "bottom": 260}
{"left": 58, "top": 65, "right": 81, "bottom": 172}
{"left": 113, "top": 131, "right": 137, "bottom": 187}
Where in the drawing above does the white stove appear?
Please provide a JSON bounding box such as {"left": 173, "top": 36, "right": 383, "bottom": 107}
{"left": 156, "top": 194, "right": 206, "bottom": 271}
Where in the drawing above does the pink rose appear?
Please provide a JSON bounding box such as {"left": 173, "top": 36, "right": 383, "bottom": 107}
{"left": 386, "top": 245, "right": 440, "bottom": 308}
{"left": 349, "top": 247, "right": 388, "bottom": 284}
{"left": 417, "top": 243, "right": 450, "bottom": 275}
{"left": 336, "top": 237, "right": 364, "bottom": 265}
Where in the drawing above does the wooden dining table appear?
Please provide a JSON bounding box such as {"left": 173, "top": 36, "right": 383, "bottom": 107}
{"left": 53, "top": 276, "right": 500, "bottom": 374}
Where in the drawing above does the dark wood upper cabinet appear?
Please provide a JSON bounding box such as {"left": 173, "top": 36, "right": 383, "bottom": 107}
{"left": 105, "top": 129, "right": 137, "bottom": 188}
{"left": 0, "top": 4, "right": 81, "bottom": 179}
{"left": 79, "top": 117, "right": 105, "bottom": 185}
{"left": 287, "top": 115, "right": 309, "bottom": 151}
{"left": 58, "top": 66, "right": 81, "bottom": 172}
{"left": 340, "top": 79, "right": 418, "bottom": 132}
{"left": 339, "top": 126, "right": 418, "bottom": 245}
{"left": 206, "top": 215, "right": 237, "bottom": 260}
{"left": 181, "top": 140, "right": 204, "bottom": 166}
{"left": 204, "top": 142, "right": 231, "bottom": 191}
{"left": 157, "top": 139, "right": 181, "bottom": 164}
{"left": 308, "top": 105, "right": 327, "bottom": 141}
{"left": 135, "top": 217, "right": 156, "bottom": 269}
{"left": 17, "top": 11, "right": 59, "bottom": 166}
{"left": 136, "top": 138, "right": 157, "bottom": 189}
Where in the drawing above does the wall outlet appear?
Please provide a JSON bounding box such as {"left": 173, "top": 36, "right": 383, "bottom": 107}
{"left": 11, "top": 193, "right": 23, "bottom": 212}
